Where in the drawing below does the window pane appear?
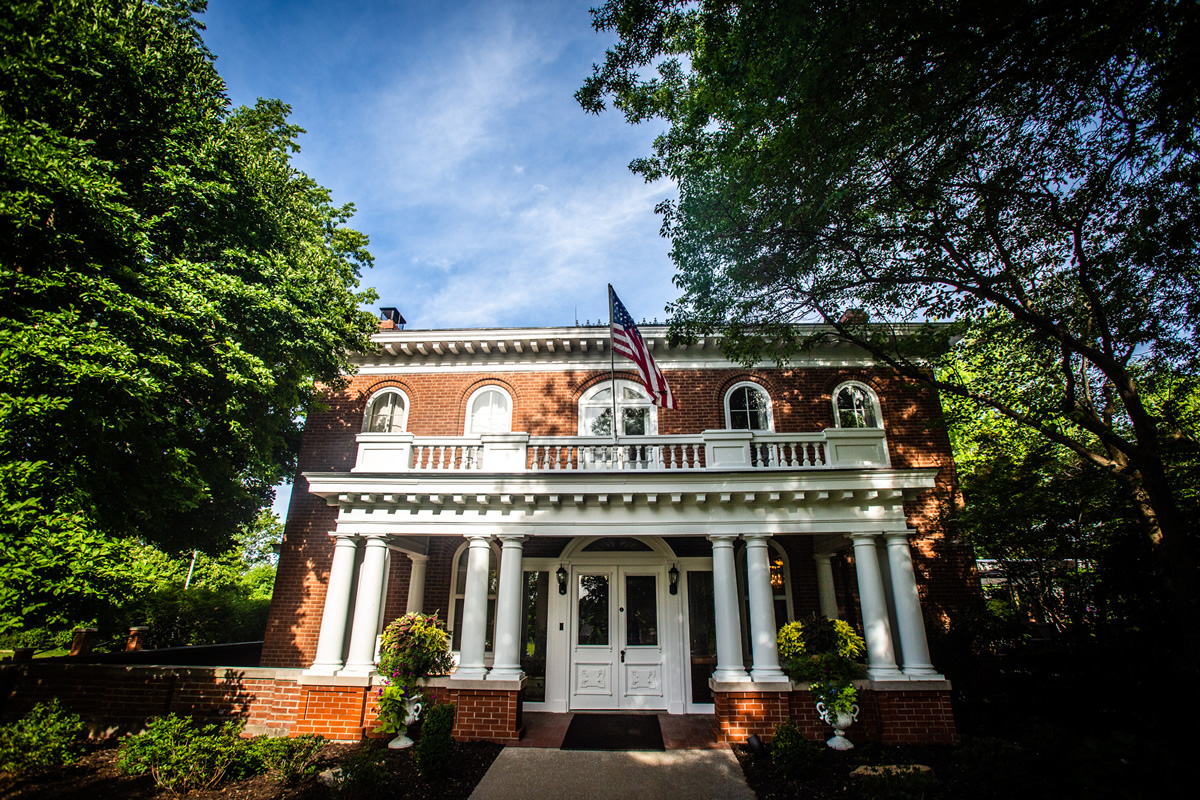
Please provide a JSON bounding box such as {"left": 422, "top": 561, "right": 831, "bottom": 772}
{"left": 687, "top": 571, "right": 716, "bottom": 704}
{"left": 587, "top": 407, "right": 613, "bottom": 436}
{"left": 593, "top": 388, "right": 612, "bottom": 401}
{"left": 622, "top": 407, "right": 647, "bottom": 436}
{"left": 577, "top": 574, "right": 609, "bottom": 646}
{"left": 521, "top": 571, "right": 549, "bottom": 701}
{"left": 625, "top": 575, "right": 658, "bottom": 646}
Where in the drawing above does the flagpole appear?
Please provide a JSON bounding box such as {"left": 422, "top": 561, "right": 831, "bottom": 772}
{"left": 608, "top": 284, "right": 618, "bottom": 443}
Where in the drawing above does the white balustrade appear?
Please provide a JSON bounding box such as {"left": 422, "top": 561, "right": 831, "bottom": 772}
{"left": 353, "top": 428, "right": 887, "bottom": 473}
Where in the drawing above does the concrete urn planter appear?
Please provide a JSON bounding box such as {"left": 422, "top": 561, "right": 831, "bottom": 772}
{"left": 387, "top": 695, "right": 424, "bottom": 749}
{"left": 816, "top": 701, "right": 860, "bottom": 750}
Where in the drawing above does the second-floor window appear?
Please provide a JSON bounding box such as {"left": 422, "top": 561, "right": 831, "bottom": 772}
{"left": 578, "top": 380, "right": 658, "bottom": 436}
{"left": 833, "top": 382, "right": 882, "bottom": 428}
{"left": 466, "top": 386, "right": 512, "bottom": 434}
{"left": 725, "top": 382, "right": 773, "bottom": 431}
{"left": 364, "top": 389, "right": 408, "bottom": 433}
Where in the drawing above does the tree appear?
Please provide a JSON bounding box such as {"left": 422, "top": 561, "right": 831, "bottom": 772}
{"left": 578, "top": 0, "right": 1200, "bottom": 651}
{"left": 0, "top": 0, "right": 378, "bottom": 631}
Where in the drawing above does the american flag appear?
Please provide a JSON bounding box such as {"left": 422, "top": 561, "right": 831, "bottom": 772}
{"left": 610, "top": 287, "right": 677, "bottom": 409}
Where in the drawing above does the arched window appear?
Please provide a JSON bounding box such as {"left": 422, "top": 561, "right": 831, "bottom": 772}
{"left": 363, "top": 388, "right": 408, "bottom": 433}
{"left": 465, "top": 386, "right": 512, "bottom": 435}
{"left": 833, "top": 382, "right": 882, "bottom": 428}
{"left": 448, "top": 541, "right": 499, "bottom": 653}
{"left": 578, "top": 380, "right": 657, "bottom": 436}
{"left": 725, "top": 382, "right": 773, "bottom": 431}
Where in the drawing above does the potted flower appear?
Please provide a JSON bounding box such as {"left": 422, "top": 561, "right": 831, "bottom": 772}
{"left": 777, "top": 615, "right": 867, "bottom": 750}
{"left": 373, "top": 612, "right": 455, "bottom": 749}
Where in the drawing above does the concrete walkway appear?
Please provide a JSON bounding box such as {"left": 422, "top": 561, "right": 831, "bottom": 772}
{"left": 469, "top": 748, "right": 756, "bottom": 800}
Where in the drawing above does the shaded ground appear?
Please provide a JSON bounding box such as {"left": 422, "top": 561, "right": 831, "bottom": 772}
{"left": 0, "top": 739, "right": 502, "bottom": 799}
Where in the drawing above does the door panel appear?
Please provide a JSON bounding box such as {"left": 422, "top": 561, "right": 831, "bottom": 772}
{"left": 569, "top": 566, "right": 666, "bottom": 710}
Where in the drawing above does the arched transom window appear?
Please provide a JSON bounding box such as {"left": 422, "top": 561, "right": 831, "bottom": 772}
{"left": 833, "top": 382, "right": 882, "bottom": 428}
{"left": 465, "top": 386, "right": 512, "bottom": 435}
{"left": 363, "top": 388, "right": 408, "bottom": 433}
{"left": 725, "top": 382, "right": 773, "bottom": 431}
{"left": 578, "top": 379, "right": 657, "bottom": 436}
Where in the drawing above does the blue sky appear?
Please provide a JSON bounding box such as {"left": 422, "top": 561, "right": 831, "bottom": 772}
{"left": 199, "top": 1, "right": 678, "bottom": 520}
{"left": 202, "top": 0, "right": 677, "bottom": 332}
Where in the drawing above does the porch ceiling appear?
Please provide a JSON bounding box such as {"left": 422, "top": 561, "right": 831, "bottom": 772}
{"left": 303, "top": 467, "right": 938, "bottom": 538}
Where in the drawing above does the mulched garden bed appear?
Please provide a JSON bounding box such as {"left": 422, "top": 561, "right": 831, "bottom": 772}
{"left": 0, "top": 739, "right": 503, "bottom": 800}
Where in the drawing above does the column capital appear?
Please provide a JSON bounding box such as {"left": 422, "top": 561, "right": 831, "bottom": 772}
{"left": 465, "top": 534, "right": 493, "bottom": 544}
{"left": 813, "top": 551, "right": 834, "bottom": 562}
{"left": 741, "top": 532, "right": 773, "bottom": 543}
{"left": 883, "top": 530, "right": 913, "bottom": 542}
{"left": 361, "top": 533, "right": 391, "bottom": 544}
{"left": 330, "top": 531, "right": 359, "bottom": 544}
{"left": 706, "top": 533, "right": 740, "bottom": 544}
{"left": 496, "top": 534, "right": 528, "bottom": 545}
{"left": 847, "top": 531, "right": 882, "bottom": 543}
{"left": 406, "top": 552, "right": 429, "bottom": 564}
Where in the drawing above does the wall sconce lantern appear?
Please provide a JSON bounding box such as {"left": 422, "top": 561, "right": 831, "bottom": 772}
{"left": 557, "top": 565, "right": 568, "bottom": 595}
{"left": 668, "top": 565, "right": 680, "bottom": 595}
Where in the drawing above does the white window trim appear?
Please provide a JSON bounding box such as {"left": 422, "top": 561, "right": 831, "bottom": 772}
{"left": 831, "top": 380, "right": 883, "bottom": 429}
{"left": 362, "top": 387, "right": 410, "bottom": 433}
{"left": 577, "top": 378, "right": 658, "bottom": 436}
{"left": 723, "top": 381, "right": 775, "bottom": 431}
{"left": 463, "top": 385, "right": 513, "bottom": 435}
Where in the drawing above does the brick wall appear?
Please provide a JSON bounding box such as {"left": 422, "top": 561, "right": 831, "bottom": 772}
{"left": 711, "top": 684, "right": 958, "bottom": 745}
{"left": 0, "top": 664, "right": 302, "bottom": 737}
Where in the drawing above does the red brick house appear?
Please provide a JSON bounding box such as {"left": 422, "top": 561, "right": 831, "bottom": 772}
{"left": 261, "top": 313, "right": 975, "bottom": 744}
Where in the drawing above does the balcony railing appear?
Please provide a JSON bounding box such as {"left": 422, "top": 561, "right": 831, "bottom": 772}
{"left": 352, "top": 428, "right": 890, "bottom": 473}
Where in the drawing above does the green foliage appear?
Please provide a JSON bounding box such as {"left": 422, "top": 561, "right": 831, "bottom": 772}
{"left": 377, "top": 613, "right": 455, "bottom": 687}
{"left": 330, "top": 746, "right": 391, "bottom": 800}
{"left": 778, "top": 616, "right": 865, "bottom": 715}
{"left": 769, "top": 720, "right": 822, "bottom": 778}
{"left": 114, "top": 583, "right": 271, "bottom": 649}
{"left": 117, "top": 715, "right": 245, "bottom": 793}
{"left": 950, "top": 738, "right": 1030, "bottom": 799}
{"left": 371, "top": 684, "right": 416, "bottom": 736}
{"left": 0, "top": 699, "right": 86, "bottom": 775}
{"left": 0, "top": 0, "right": 376, "bottom": 633}
{"left": 854, "top": 766, "right": 943, "bottom": 800}
{"left": 247, "top": 734, "right": 326, "bottom": 786}
{"left": 414, "top": 703, "right": 455, "bottom": 780}
{"left": 579, "top": 0, "right": 1200, "bottom": 625}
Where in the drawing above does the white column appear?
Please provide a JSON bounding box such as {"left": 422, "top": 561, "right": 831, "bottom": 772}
{"left": 306, "top": 533, "right": 359, "bottom": 675}
{"left": 708, "top": 535, "right": 750, "bottom": 683}
{"left": 453, "top": 535, "right": 492, "bottom": 680}
{"left": 848, "top": 532, "right": 904, "bottom": 680}
{"left": 885, "top": 531, "right": 939, "bottom": 678}
{"left": 814, "top": 552, "right": 839, "bottom": 618}
{"left": 744, "top": 534, "right": 787, "bottom": 682}
{"left": 342, "top": 534, "right": 391, "bottom": 675}
{"left": 488, "top": 535, "right": 526, "bottom": 681}
{"left": 405, "top": 554, "right": 428, "bottom": 615}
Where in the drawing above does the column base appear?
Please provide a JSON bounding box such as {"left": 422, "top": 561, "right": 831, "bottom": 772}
{"left": 902, "top": 665, "right": 942, "bottom": 679}
{"left": 302, "top": 664, "right": 344, "bottom": 678}
{"left": 751, "top": 668, "right": 789, "bottom": 683}
{"left": 486, "top": 667, "right": 525, "bottom": 681}
{"left": 867, "top": 666, "right": 907, "bottom": 680}
{"left": 452, "top": 667, "right": 489, "bottom": 680}
{"left": 338, "top": 663, "right": 378, "bottom": 677}
{"left": 711, "top": 668, "right": 752, "bottom": 683}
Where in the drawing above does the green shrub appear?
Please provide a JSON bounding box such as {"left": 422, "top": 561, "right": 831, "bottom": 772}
{"left": 117, "top": 715, "right": 246, "bottom": 793}
{"left": 414, "top": 703, "right": 455, "bottom": 780}
{"left": 330, "top": 746, "right": 391, "bottom": 799}
{"left": 256, "top": 734, "right": 326, "bottom": 785}
{"left": 0, "top": 699, "right": 86, "bottom": 774}
{"left": 770, "top": 720, "right": 822, "bottom": 778}
{"left": 854, "top": 766, "right": 943, "bottom": 800}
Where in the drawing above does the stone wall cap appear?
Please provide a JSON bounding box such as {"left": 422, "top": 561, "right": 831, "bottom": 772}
{"left": 709, "top": 679, "right": 791, "bottom": 692}
{"left": 426, "top": 675, "right": 526, "bottom": 691}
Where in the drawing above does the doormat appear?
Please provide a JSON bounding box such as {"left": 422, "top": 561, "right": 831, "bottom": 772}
{"left": 560, "top": 713, "right": 665, "bottom": 751}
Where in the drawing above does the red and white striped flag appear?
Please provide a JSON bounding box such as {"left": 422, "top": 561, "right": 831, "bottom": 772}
{"left": 610, "top": 287, "right": 677, "bottom": 409}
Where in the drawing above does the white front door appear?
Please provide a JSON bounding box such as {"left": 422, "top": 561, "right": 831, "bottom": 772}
{"left": 569, "top": 566, "right": 666, "bottom": 710}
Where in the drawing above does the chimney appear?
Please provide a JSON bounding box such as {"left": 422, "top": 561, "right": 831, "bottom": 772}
{"left": 379, "top": 307, "right": 406, "bottom": 331}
